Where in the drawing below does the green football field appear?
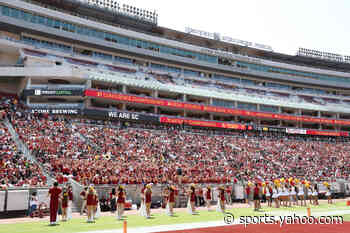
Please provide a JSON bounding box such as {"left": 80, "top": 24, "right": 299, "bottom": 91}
{"left": 0, "top": 202, "right": 349, "bottom": 233}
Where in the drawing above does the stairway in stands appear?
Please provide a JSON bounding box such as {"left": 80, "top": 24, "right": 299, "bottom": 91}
{"left": 4, "top": 118, "right": 54, "bottom": 185}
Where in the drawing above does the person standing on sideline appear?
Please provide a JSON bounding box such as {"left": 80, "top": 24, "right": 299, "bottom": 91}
{"left": 144, "top": 184, "right": 152, "bottom": 219}
{"left": 217, "top": 186, "right": 226, "bottom": 213}
{"left": 86, "top": 186, "right": 97, "bottom": 223}
{"left": 253, "top": 183, "right": 260, "bottom": 211}
{"left": 48, "top": 182, "right": 62, "bottom": 226}
{"left": 80, "top": 187, "right": 88, "bottom": 215}
{"left": 187, "top": 184, "right": 196, "bottom": 214}
{"left": 116, "top": 185, "right": 126, "bottom": 220}
{"left": 67, "top": 185, "right": 73, "bottom": 220}
{"left": 167, "top": 185, "right": 176, "bottom": 216}
{"left": 110, "top": 188, "right": 117, "bottom": 213}
{"left": 61, "top": 188, "right": 69, "bottom": 221}
{"left": 205, "top": 185, "right": 212, "bottom": 211}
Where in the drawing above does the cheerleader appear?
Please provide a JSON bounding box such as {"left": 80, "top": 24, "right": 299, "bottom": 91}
{"left": 187, "top": 184, "right": 196, "bottom": 214}
{"left": 298, "top": 185, "right": 306, "bottom": 206}
{"left": 272, "top": 186, "right": 280, "bottom": 208}
{"left": 67, "top": 185, "right": 73, "bottom": 220}
{"left": 291, "top": 186, "right": 298, "bottom": 206}
{"left": 139, "top": 184, "right": 147, "bottom": 217}
{"left": 94, "top": 193, "right": 101, "bottom": 220}
{"left": 110, "top": 188, "right": 117, "bottom": 213}
{"left": 116, "top": 185, "right": 126, "bottom": 220}
{"left": 253, "top": 183, "right": 260, "bottom": 211}
{"left": 217, "top": 186, "right": 226, "bottom": 213}
{"left": 312, "top": 184, "right": 319, "bottom": 206}
{"left": 287, "top": 186, "right": 292, "bottom": 207}
{"left": 266, "top": 185, "right": 272, "bottom": 207}
{"left": 144, "top": 184, "right": 152, "bottom": 219}
{"left": 205, "top": 185, "right": 212, "bottom": 211}
{"left": 61, "top": 188, "right": 69, "bottom": 221}
{"left": 326, "top": 186, "right": 332, "bottom": 204}
{"left": 308, "top": 186, "right": 313, "bottom": 205}
{"left": 245, "top": 185, "right": 251, "bottom": 206}
{"left": 86, "top": 186, "right": 97, "bottom": 223}
{"left": 80, "top": 187, "right": 88, "bottom": 215}
{"left": 167, "top": 185, "right": 176, "bottom": 216}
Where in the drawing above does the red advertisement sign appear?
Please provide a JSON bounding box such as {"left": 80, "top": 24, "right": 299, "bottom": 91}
{"left": 85, "top": 89, "right": 350, "bottom": 126}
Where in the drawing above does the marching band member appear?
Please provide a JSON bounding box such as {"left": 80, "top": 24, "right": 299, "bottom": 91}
{"left": 48, "top": 181, "right": 62, "bottom": 226}
{"left": 187, "top": 184, "right": 196, "bottom": 214}
{"left": 205, "top": 185, "right": 212, "bottom": 211}
{"left": 216, "top": 186, "right": 226, "bottom": 213}
{"left": 116, "top": 185, "right": 126, "bottom": 220}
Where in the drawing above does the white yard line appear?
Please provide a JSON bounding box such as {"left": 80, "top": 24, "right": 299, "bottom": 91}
{"left": 79, "top": 210, "right": 350, "bottom": 233}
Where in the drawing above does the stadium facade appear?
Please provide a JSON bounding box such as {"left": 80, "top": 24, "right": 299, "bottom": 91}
{"left": 1, "top": 0, "right": 350, "bottom": 136}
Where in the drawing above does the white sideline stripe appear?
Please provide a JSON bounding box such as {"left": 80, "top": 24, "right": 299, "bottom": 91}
{"left": 80, "top": 220, "right": 229, "bottom": 233}
{"left": 79, "top": 210, "right": 350, "bottom": 233}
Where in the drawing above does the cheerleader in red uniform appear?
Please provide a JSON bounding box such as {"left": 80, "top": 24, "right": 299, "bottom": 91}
{"left": 217, "top": 186, "right": 226, "bottom": 213}
{"left": 167, "top": 185, "right": 176, "bottom": 216}
{"left": 144, "top": 184, "right": 152, "bottom": 219}
{"left": 86, "top": 186, "right": 97, "bottom": 223}
{"left": 205, "top": 185, "right": 212, "bottom": 211}
{"left": 61, "top": 188, "right": 69, "bottom": 221}
{"left": 116, "top": 185, "right": 126, "bottom": 220}
{"left": 187, "top": 184, "right": 196, "bottom": 214}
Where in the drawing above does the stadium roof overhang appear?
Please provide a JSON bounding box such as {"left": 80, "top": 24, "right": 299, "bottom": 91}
{"left": 2, "top": 17, "right": 350, "bottom": 90}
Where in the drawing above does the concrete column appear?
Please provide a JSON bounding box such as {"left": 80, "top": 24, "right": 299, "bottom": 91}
{"left": 153, "top": 90, "right": 158, "bottom": 98}
{"left": 209, "top": 114, "right": 213, "bottom": 120}
{"left": 86, "top": 79, "right": 92, "bottom": 88}
{"left": 122, "top": 85, "right": 127, "bottom": 94}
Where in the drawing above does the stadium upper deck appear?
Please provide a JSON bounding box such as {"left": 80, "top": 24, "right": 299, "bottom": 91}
{"left": 0, "top": 0, "right": 350, "bottom": 134}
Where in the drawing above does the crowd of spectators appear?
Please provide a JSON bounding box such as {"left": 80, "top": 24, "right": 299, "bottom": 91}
{"left": 0, "top": 96, "right": 47, "bottom": 188}
{"left": 9, "top": 109, "right": 350, "bottom": 186}
{"left": 0, "top": 95, "right": 349, "bottom": 188}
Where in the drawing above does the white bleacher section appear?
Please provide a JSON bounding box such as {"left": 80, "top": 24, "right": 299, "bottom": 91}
{"left": 86, "top": 68, "right": 350, "bottom": 114}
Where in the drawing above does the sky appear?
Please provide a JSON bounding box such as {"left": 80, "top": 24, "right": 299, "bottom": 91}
{"left": 116, "top": 0, "right": 349, "bottom": 56}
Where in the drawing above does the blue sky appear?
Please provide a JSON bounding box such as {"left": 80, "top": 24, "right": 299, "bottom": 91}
{"left": 119, "top": 0, "right": 349, "bottom": 56}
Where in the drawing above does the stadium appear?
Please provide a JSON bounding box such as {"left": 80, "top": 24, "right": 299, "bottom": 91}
{"left": 0, "top": 0, "right": 350, "bottom": 232}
